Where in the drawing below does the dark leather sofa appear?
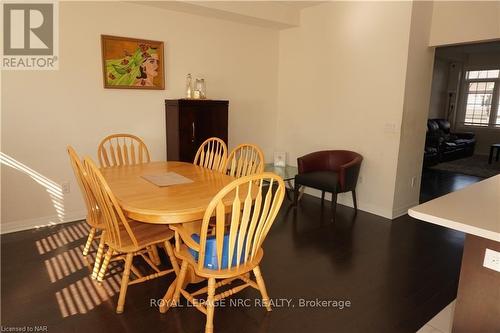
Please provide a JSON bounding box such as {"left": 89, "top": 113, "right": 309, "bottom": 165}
{"left": 293, "top": 150, "right": 362, "bottom": 217}
{"left": 424, "top": 119, "right": 476, "bottom": 167}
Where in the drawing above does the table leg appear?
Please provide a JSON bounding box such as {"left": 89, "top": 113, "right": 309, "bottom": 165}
{"left": 159, "top": 265, "right": 205, "bottom": 313}
{"left": 298, "top": 186, "right": 305, "bottom": 201}
{"left": 496, "top": 147, "right": 499, "bottom": 162}
{"left": 285, "top": 180, "right": 293, "bottom": 200}
{"left": 159, "top": 277, "right": 177, "bottom": 313}
{"left": 489, "top": 146, "right": 494, "bottom": 164}
{"left": 285, "top": 180, "right": 304, "bottom": 201}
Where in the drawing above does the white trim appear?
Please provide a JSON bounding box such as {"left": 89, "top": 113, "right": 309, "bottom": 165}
{"left": 0, "top": 210, "right": 86, "bottom": 234}
{"left": 301, "top": 188, "right": 394, "bottom": 220}
{"left": 393, "top": 201, "right": 420, "bottom": 219}
{"left": 458, "top": 67, "right": 500, "bottom": 128}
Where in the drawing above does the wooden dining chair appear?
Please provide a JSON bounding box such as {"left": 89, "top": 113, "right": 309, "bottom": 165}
{"left": 193, "top": 137, "right": 227, "bottom": 173}
{"left": 98, "top": 133, "right": 150, "bottom": 168}
{"left": 67, "top": 146, "right": 108, "bottom": 280}
{"left": 83, "top": 156, "right": 179, "bottom": 313}
{"left": 170, "top": 173, "right": 285, "bottom": 333}
{"left": 97, "top": 134, "right": 161, "bottom": 265}
{"left": 226, "top": 144, "right": 265, "bottom": 178}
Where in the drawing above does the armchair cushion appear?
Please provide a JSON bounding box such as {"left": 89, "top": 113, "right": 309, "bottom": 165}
{"left": 297, "top": 150, "right": 362, "bottom": 193}
{"left": 454, "top": 132, "right": 475, "bottom": 140}
{"left": 295, "top": 171, "right": 339, "bottom": 193}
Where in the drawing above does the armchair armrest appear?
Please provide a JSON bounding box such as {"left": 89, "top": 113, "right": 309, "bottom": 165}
{"left": 452, "top": 131, "right": 475, "bottom": 140}
{"left": 170, "top": 222, "right": 201, "bottom": 252}
{"left": 339, "top": 157, "right": 362, "bottom": 192}
{"left": 425, "top": 132, "right": 442, "bottom": 148}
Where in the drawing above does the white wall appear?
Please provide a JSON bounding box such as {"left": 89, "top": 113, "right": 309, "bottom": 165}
{"left": 430, "top": 1, "right": 500, "bottom": 46}
{"left": 392, "top": 1, "right": 435, "bottom": 217}
{"left": 1, "top": 1, "right": 279, "bottom": 233}
{"left": 428, "top": 58, "right": 450, "bottom": 119}
{"left": 4, "top": 1, "right": 500, "bottom": 233}
{"left": 276, "top": 2, "right": 413, "bottom": 218}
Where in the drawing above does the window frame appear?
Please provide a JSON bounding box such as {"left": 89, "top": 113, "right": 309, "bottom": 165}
{"left": 458, "top": 66, "right": 500, "bottom": 129}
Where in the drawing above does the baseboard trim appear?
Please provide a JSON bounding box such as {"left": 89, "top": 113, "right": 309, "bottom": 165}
{"left": 392, "top": 201, "right": 420, "bottom": 219}
{"left": 1, "top": 210, "right": 86, "bottom": 234}
{"left": 301, "top": 188, "right": 394, "bottom": 220}
{"left": 1, "top": 195, "right": 405, "bottom": 234}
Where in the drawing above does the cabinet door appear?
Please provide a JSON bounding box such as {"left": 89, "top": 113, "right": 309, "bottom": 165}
{"left": 196, "top": 103, "right": 228, "bottom": 145}
{"left": 178, "top": 106, "right": 198, "bottom": 162}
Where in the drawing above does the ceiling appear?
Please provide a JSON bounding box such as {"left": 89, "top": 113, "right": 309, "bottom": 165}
{"left": 436, "top": 40, "right": 500, "bottom": 61}
{"left": 130, "top": 1, "right": 323, "bottom": 29}
{"left": 278, "top": 1, "right": 323, "bottom": 9}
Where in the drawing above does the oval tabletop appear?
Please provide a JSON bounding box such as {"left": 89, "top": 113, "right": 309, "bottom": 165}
{"left": 100, "top": 161, "right": 235, "bottom": 224}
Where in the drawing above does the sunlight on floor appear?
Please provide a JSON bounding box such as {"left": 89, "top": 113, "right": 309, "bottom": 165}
{"left": 55, "top": 274, "right": 121, "bottom": 317}
{"left": 44, "top": 244, "right": 93, "bottom": 283}
{"left": 32, "top": 220, "right": 122, "bottom": 318}
{"left": 36, "top": 223, "right": 90, "bottom": 255}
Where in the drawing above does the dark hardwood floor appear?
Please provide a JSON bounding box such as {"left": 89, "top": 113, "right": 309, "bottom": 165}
{"left": 420, "top": 168, "right": 484, "bottom": 203}
{"left": 1, "top": 173, "right": 476, "bottom": 333}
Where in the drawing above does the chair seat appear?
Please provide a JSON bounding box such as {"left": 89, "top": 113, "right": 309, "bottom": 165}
{"left": 454, "top": 139, "right": 475, "bottom": 145}
{"left": 117, "top": 220, "right": 174, "bottom": 252}
{"left": 175, "top": 244, "right": 264, "bottom": 279}
{"left": 295, "top": 171, "right": 339, "bottom": 192}
{"left": 86, "top": 213, "right": 105, "bottom": 230}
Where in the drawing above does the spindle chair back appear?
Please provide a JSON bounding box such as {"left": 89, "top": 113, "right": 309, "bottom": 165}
{"left": 171, "top": 172, "right": 285, "bottom": 333}
{"left": 67, "top": 146, "right": 108, "bottom": 279}
{"left": 83, "top": 157, "right": 137, "bottom": 250}
{"left": 226, "top": 143, "right": 264, "bottom": 178}
{"left": 82, "top": 156, "right": 178, "bottom": 313}
{"left": 193, "top": 137, "right": 227, "bottom": 172}
{"left": 67, "top": 146, "right": 101, "bottom": 230}
{"left": 98, "top": 134, "right": 150, "bottom": 168}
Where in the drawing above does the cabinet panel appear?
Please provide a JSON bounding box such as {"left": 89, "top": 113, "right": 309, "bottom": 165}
{"left": 178, "top": 105, "right": 198, "bottom": 162}
{"left": 166, "top": 99, "right": 228, "bottom": 163}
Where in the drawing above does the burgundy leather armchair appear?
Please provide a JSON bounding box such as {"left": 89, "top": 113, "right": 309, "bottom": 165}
{"left": 294, "top": 150, "right": 363, "bottom": 215}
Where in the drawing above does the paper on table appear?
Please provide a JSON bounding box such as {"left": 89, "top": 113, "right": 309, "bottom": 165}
{"left": 141, "top": 172, "right": 194, "bottom": 187}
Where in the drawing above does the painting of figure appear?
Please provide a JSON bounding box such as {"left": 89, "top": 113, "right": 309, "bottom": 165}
{"left": 101, "top": 35, "right": 165, "bottom": 89}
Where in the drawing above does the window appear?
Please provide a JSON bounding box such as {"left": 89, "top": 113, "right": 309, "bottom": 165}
{"left": 462, "top": 69, "right": 500, "bottom": 127}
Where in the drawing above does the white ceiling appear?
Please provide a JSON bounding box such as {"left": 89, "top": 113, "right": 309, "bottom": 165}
{"left": 129, "top": 1, "right": 323, "bottom": 29}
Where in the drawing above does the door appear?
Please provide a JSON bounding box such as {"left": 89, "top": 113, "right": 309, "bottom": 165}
{"left": 179, "top": 105, "right": 199, "bottom": 162}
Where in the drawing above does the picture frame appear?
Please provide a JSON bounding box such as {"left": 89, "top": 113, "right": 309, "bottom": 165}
{"left": 101, "top": 35, "right": 165, "bottom": 90}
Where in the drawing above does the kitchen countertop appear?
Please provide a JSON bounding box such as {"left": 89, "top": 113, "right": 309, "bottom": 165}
{"left": 408, "top": 175, "right": 500, "bottom": 242}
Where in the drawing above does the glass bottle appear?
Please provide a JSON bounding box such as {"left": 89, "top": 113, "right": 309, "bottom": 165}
{"left": 185, "top": 73, "right": 193, "bottom": 99}
{"left": 200, "top": 79, "right": 206, "bottom": 99}
{"left": 195, "top": 78, "right": 206, "bottom": 99}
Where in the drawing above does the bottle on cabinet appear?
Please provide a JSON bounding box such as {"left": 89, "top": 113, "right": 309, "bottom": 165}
{"left": 194, "top": 78, "right": 206, "bottom": 99}
{"left": 185, "top": 73, "right": 193, "bottom": 99}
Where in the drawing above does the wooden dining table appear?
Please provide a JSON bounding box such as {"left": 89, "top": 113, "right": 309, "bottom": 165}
{"left": 101, "top": 161, "right": 236, "bottom": 312}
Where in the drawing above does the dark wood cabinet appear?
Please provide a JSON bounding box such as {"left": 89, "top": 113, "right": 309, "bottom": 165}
{"left": 165, "top": 99, "right": 228, "bottom": 162}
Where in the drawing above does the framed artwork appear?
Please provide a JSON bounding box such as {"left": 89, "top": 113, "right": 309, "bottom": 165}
{"left": 101, "top": 35, "right": 165, "bottom": 90}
